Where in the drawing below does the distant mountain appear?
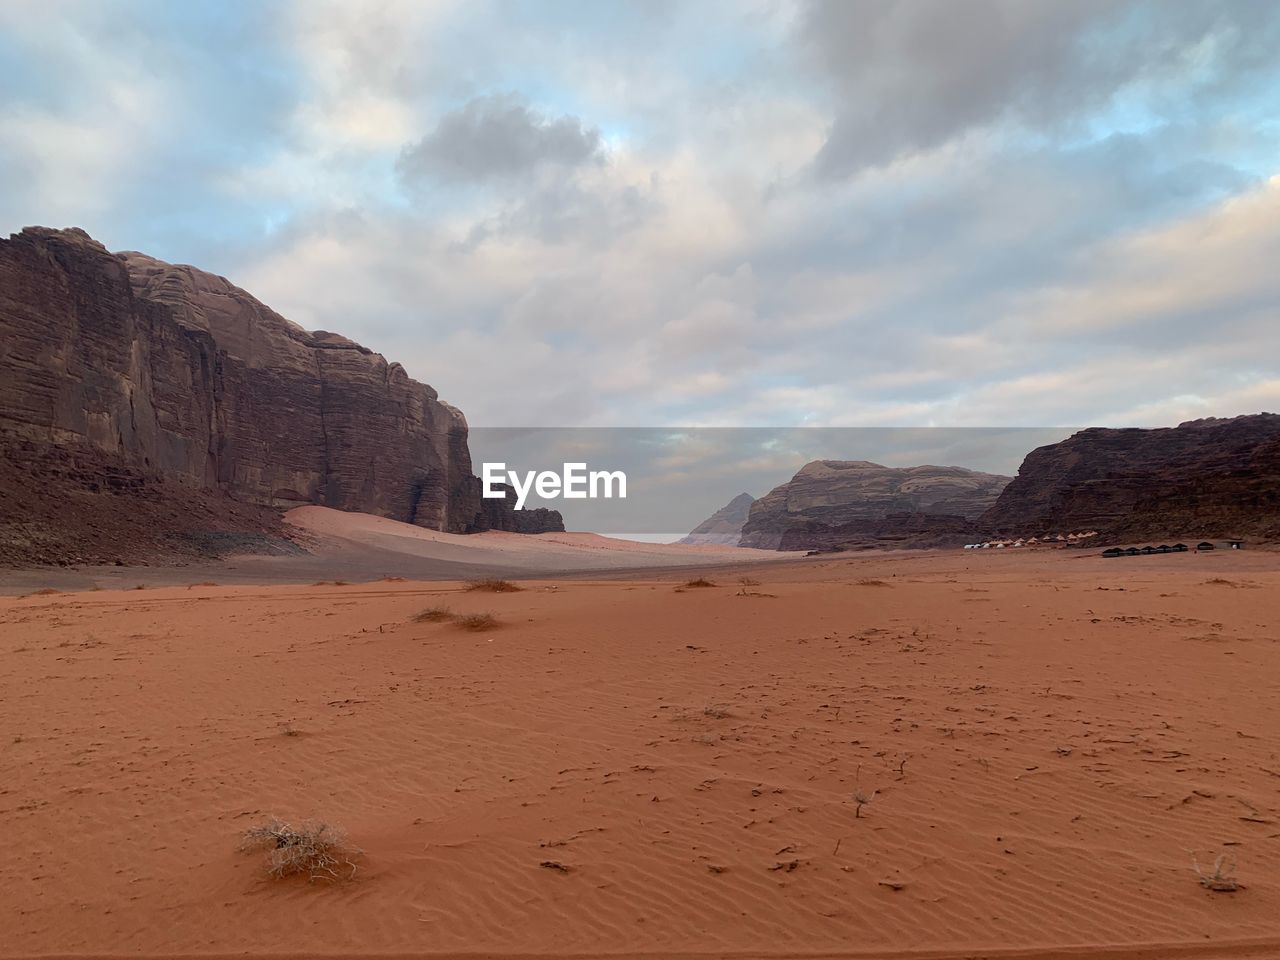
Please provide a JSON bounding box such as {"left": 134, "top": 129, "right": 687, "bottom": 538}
{"left": 0, "top": 226, "right": 561, "bottom": 566}
{"left": 679, "top": 492, "right": 755, "bottom": 545}
{"left": 739, "top": 461, "right": 1010, "bottom": 551}
{"left": 981, "top": 414, "right": 1280, "bottom": 542}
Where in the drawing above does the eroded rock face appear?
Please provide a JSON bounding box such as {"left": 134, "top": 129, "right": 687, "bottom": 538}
{"left": 981, "top": 415, "right": 1280, "bottom": 542}
{"left": 679, "top": 492, "right": 754, "bottom": 546}
{"left": 0, "top": 226, "right": 560, "bottom": 564}
{"left": 777, "top": 513, "right": 986, "bottom": 552}
{"left": 739, "top": 460, "right": 1010, "bottom": 550}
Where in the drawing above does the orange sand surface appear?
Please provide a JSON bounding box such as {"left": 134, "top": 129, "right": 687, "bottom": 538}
{"left": 3, "top": 549, "right": 1280, "bottom": 959}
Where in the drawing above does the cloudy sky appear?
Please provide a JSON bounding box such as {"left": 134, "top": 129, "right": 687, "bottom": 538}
{"left": 3, "top": 0, "right": 1279, "bottom": 430}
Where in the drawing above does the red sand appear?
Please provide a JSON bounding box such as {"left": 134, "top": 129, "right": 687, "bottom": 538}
{"left": 3, "top": 548, "right": 1279, "bottom": 958}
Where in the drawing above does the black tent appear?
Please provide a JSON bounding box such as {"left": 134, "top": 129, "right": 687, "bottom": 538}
{"left": 1196, "top": 541, "right": 1215, "bottom": 551}
{"left": 1102, "top": 547, "right": 1124, "bottom": 558}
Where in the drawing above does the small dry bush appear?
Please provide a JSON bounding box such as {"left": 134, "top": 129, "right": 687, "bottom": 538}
{"left": 735, "top": 576, "right": 776, "bottom": 597}
{"left": 684, "top": 577, "right": 716, "bottom": 588}
{"left": 240, "top": 817, "right": 361, "bottom": 882}
{"left": 1193, "top": 852, "right": 1241, "bottom": 892}
{"left": 465, "top": 578, "right": 523, "bottom": 593}
{"left": 856, "top": 578, "right": 891, "bottom": 587}
{"left": 413, "top": 605, "right": 455, "bottom": 623}
{"left": 456, "top": 612, "right": 499, "bottom": 631}
{"left": 31, "top": 587, "right": 61, "bottom": 596}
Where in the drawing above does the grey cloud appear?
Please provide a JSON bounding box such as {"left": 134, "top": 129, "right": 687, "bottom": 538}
{"left": 17, "top": 1, "right": 1267, "bottom": 435}
{"left": 398, "top": 94, "right": 604, "bottom": 184}
{"left": 799, "top": 0, "right": 1280, "bottom": 177}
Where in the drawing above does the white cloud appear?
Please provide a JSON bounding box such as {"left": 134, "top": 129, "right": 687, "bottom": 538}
{"left": 4, "top": 0, "right": 1277, "bottom": 438}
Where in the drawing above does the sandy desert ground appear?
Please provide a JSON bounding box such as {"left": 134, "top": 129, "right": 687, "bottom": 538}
{"left": 3, "top": 546, "right": 1280, "bottom": 959}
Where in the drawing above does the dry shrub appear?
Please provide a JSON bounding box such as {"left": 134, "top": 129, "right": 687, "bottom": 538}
{"left": 735, "top": 576, "right": 775, "bottom": 598}
{"left": 1193, "top": 852, "right": 1241, "bottom": 892}
{"left": 187, "top": 581, "right": 219, "bottom": 589}
{"left": 465, "top": 578, "right": 522, "bottom": 593}
{"left": 240, "top": 817, "right": 361, "bottom": 882}
{"left": 30, "top": 587, "right": 60, "bottom": 596}
{"left": 456, "top": 612, "right": 499, "bottom": 631}
{"left": 412, "top": 605, "right": 455, "bottom": 623}
{"left": 684, "top": 577, "right": 716, "bottom": 588}
{"left": 856, "top": 578, "right": 891, "bottom": 587}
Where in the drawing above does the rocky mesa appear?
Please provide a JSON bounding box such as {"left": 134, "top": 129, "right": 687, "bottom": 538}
{"left": 981, "top": 414, "right": 1280, "bottom": 542}
{"left": 0, "top": 226, "right": 561, "bottom": 566}
{"left": 679, "top": 492, "right": 755, "bottom": 546}
{"left": 739, "top": 460, "right": 1010, "bottom": 551}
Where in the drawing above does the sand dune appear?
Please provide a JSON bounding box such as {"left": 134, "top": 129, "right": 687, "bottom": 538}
{"left": 0, "top": 506, "right": 795, "bottom": 595}
{"left": 287, "top": 504, "right": 791, "bottom": 568}
{"left": 3, "top": 547, "right": 1279, "bottom": 957}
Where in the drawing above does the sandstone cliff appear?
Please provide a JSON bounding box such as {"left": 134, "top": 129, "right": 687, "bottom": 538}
{"left": 678, "top": 492, "right": 754, "bottom": 546}
{"left": 777, "top": 512, "right": 987, "bottom": 552}
{"left": 0, "top": 226, "right": 561, "bottom": 565}
{"left": 981, "top": 414, "right": 1280, "bottom": 542}
{"left": 739, "top": 460, "right": 1010, "bottom": 551}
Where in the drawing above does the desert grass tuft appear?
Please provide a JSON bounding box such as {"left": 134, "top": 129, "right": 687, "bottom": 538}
{"left": 683, "top": 577, "right": 716, "bottom": 588}
{"left": 240, "top": 817, "right": 361, "bottom": 882}
{"left": 412, "top": 605, "right": 455, "bottom": 623}
{"left": 465, "top": 578, "right": 522, "bottom": 593}
{"left": 455, "top": 612, "right": 500, "bottom": 631}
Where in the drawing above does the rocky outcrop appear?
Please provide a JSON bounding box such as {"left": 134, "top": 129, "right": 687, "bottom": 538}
{"left": 679, "top": 492, "right": 754, "bottom": 546}
{"left": 0, "top": 226, "right": 561, "bottom": 565}
{"left": 981, "top": 414, "right": 1280, "bottom": 542}
{"left": 739, "top": 460, "right": 1010, "bottom": 550}
{"left": 778, "top": 512, "right": 986, "bottom": 552}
